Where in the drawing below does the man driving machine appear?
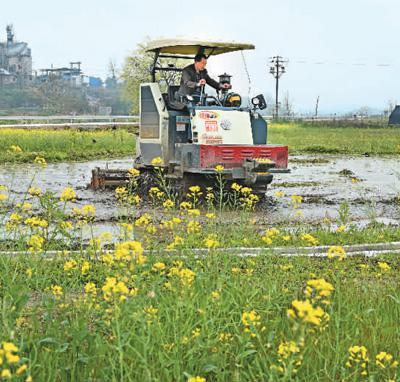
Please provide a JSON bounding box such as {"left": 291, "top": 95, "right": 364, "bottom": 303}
{"left": 175, "top": 53, "right": 231, "bottom": 104}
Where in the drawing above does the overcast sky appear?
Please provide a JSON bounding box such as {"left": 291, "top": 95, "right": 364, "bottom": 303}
{"left": 1, "top": 0, "right": 400, "bottom": 114}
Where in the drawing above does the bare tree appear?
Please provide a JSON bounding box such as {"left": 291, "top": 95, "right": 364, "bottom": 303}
{"left": 383, "top": 98, "right": 397, "bottom": 116}
{"left": 282, "top": 91, "right": 293, "bottom": 117}
{"left": 314, "top": 95, "right": 320, "bottom": 118}
{"left": 121, "top": 38, "right": 186, "bottom": 114}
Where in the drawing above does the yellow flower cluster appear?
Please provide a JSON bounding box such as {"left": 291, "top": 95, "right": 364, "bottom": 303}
{"left": 277, "top": 340, "right": 301, "bottom": 360}
{"left": 51, "top": 285, "right": 63, "bottom": 300}
{"left": 187, "top": 377, "right": 206, "bottom": 382}
{"left": 214, "top": 164, "right": 224, "bottom": 173}
{"left": 168, "top": 263, "right": 196, "bottom": 287}
{"left": 166, "top": 235, "right": 184, "bottom": 250}
{"left": 0, "top": 341, "right": 30, "bottom": 380}
{"left": 378, "top": 261, "right": 391, "bottom": 272}
{"left": 128, "top": 168, "right": 140, "bottom": 177}
{"left": 152, "top": 262, "right": 166, "bottom": 272}
{"left": 72, "top": 204, "right": 96, "bottom": 222}
{"left": 149, "top": 186, "right": 165, "bottom": 200}
{"left": 60, "top": 187, "right": 76, "bottom": 202}
{"left": 64, "top": 259, "right": 78, "bottom": 272}
{"left": 28, "top": 186, "right": 42, "bottom": 197}
{"left": 270, "top": 339, "right": 304, "bottom": 376}
{"left": 291, "top": 194, "right": 302, "bottom": 208}
{"left": 187, "top": 220, "right": 201, "bottom": 234}
{"left": 336, "top": 225, "right": 346, "bottom": 233}
{"left": 102, "top": 277, "right": 134, "bottom": 302}
{"left": 27, "top": 234, "right": 45, "bottom": 252}
{"left": 287, "top": 299, "right": 328, "bottom": 327}
{"left": 114, "top": 240, "right": 145, "bottom": 265}
{"left": 241, "top": 310, "right": 262, "bottom": 336}
{"left": 25, "top": 216, "right": 48, "bottom": 228}
{"left": 151, "top": 157, "right": 163, "bottom": 166}
{"left": 9, "top": 145, "right": 22, "bottom": 153}
{"left": 162, "top": 199, "right": 175, "bottom": 209}
{"left": 0, "top": 185, "right": 7, "bottom": 202}
{"left": 34, "top": 156, "right": 47, "bottom": 167}
{"left": 231, "top": 182, "right": 242, "bottom": 192}
{"left": 115, "top": 186, "right": 128, "bottom": 200}
{"left": 262, "top": 228, "right": 280, "bottom": 245}
{"left": 204, "top": 235, "right": 219, "bottom": 249}
{"left": 327, "top": 246, "right": 346, "bottom": 261}
{"left": 346, "top": 345, "right": 369, "bottom": 376}
{"left": 304, "top": 278, "right": 334, "bottom": 305}
{"left": 300, "top": 233, "right": 318, "bottom": 246}
{"left": 376, "top": 351, "right": 398, "bottom": 369}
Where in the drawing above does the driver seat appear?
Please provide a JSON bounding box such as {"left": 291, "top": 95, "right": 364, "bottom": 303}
{"left": 166, "top": 85, "right": 185, "bottom": 111}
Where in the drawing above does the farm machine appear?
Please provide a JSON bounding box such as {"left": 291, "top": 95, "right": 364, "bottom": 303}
{"left": 91, "top": 39, "right": 289, "bottom": 194}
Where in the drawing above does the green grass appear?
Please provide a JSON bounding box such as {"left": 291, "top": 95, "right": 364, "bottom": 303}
{"left": 0, "top": 128, "right": 136, "bottom": 163}
{"left": 0, "top": 251, "right": 398, "bottom": 381}
{"left": 0, "top": 170, "right": 399, "bottom": 380}
{"left": 269, "top": 122, "right": 400, "bottom": 155}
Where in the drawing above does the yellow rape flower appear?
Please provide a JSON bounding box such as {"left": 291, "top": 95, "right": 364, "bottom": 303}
{"left": 378, "top": 262, "right": 391, "bottom": 272}
{"left": 27, "top": 234, "right": 45, "bottom": 252}
{"left": 152, "top": 262, "right": 166, "bottom": 271}
{"left": 327, "top": 245, "right": 346, "bottom": 261}
{"left": 9, "top": 145, "right": 22, "bottom": 153}
{"left": 187, "top": 220, "right": 201, "bottom": 234}
{"left": 163, "top": 199, "right": 175, "bottom": 209}
{"left": 28, "top": 186, "right": 42, "bottom": 197}
{"left": 151, "top": 157, "right": 163, "bottom": 166}
{"left": 51, "top": 285, "right": 63, "bottom": 300}
{"left": 215, "top": 165, "right": 224, "bottom": 172}
{"left": 34, "top": 156, "right": 47, "bottom": 167}
{"left": 128, "top": 168, "right": 140, "bottom": 177}
{"left": 300, "top": 233, "right": 318, "bottom": 246}
{"left": 1, "top": 369, "right": 12, "bottom": 379}
{"left": 60, "top": 187, "right": 76, "bottom": 202}
{"left": 64, "top": 259, "right": 78, "bottom": 272}
{"left": 376, "top": 351, "right": 398, "bottom": 369}
{"left": 187, "top": 377, "right": 206, "bottom": 382}
{"left": 287, "top": 299, "right": 327, "bottom": 326}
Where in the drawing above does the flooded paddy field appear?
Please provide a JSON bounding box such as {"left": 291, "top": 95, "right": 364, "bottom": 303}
{"left": 0, "top": 154, "right": 399, "bottom": 236}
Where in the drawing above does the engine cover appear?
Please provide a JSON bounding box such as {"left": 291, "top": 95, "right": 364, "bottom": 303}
{"left": 191, "top": 109, "right": 253, "bottom": 145}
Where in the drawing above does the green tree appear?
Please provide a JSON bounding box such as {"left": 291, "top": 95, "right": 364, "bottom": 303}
{"left": 121, "top": 39, "right": 185, "bottom": 114}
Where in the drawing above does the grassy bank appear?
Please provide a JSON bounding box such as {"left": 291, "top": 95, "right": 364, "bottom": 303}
{"left": 269, "top": 122, "right": 400, "bottom": 155}
{"left": 0, "top": 128, "right": 136, "bottom": 163}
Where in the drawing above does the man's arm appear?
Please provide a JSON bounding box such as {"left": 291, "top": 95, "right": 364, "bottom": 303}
{"left": 205, "top": 73, "right": 220, "bottom": 90}
{"left": 181, "top": 68, "right": 198, "bottom": 89}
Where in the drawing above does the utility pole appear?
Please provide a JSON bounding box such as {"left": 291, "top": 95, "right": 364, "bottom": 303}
{"left": 269, "top": 56, "right": 288, "bottom": 120}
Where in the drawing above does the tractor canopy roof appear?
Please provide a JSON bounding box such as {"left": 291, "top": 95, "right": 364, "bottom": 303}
{"left": 145, "top": 38, "right": 255, "bottom": 57}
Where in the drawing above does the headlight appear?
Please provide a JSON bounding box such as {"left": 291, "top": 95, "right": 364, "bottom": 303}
{"left": 251, "top": 94, "right": 267, "bottom": 110}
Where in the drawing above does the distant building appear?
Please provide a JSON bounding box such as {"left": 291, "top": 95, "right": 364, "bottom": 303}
{"left": 0, "top": 25, "right": 32, "bottom": 84}
{"left": 38, "top": 61, "right": 84, "bottom": 87}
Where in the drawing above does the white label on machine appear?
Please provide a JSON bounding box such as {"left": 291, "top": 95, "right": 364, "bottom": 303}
{"left": 191, "top": 109, "right": 253, "bottom": 145}
{"left": 176, "top": 116, "right": 190, "bottom": 132}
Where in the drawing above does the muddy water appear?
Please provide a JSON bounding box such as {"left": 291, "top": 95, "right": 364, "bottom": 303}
{"left": 0, "top": 155, "right": 398, "bottom": 236}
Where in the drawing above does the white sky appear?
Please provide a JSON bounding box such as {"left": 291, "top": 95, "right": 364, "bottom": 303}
{"left": 1, "top": 0, "right": 400, "bottom": 114}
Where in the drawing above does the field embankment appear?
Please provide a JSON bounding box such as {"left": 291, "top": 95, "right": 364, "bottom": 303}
{"left": 269, "top": 122, "right": 400, "bottom": 155}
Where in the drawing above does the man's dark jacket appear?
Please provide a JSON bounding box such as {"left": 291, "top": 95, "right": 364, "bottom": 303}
{"left": 176, "top": 64, "right": 220, "bottom": 98}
